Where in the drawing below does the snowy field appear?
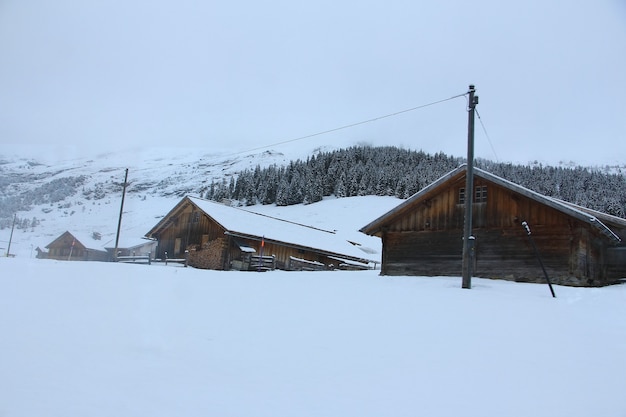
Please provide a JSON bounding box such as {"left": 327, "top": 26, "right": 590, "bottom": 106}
{"left": 1, "top": 257, "right": 625, "bottom": 417}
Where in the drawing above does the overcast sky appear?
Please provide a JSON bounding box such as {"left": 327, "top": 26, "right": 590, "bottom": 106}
{"left": 1, "top": 1, "right": 625, "bottom": 165}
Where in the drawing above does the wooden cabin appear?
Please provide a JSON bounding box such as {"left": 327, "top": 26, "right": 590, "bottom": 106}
{"left": 360, "top": 165, "right": 626, "bottom": 287}
{"left": 145, "top": 196, "right": 376, "bottom": 271}
{"left": 45, "top": 231, "right": 109, "bottom": 262}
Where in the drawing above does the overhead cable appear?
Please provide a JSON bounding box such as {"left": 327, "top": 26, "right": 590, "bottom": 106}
{"left": 475, "top": 109, "right": 500, "bottom": 162}
{"left": 228, "top": 92, "right": 469, "bottom": 156}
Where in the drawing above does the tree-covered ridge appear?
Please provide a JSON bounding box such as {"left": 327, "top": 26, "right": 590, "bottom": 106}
{"left": 203, "top": 146, "right": 626, "bottom": 218}
{"left": 478, "top": 159, "right": 626, "bottom": 217}
{"left": 0, "top": 175, "right": 88, "bottom": 217}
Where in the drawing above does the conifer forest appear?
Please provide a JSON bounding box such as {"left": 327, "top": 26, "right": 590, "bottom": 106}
{"left": 203, "top": 146, "right": 626, "bottom": 218}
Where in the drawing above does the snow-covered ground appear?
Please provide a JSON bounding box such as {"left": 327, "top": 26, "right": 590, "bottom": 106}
{"left": 2, "top": 146, "right": 626, "bottom": 416}
{"left": 1, "top": 257, "right": 625, "bottom": 417}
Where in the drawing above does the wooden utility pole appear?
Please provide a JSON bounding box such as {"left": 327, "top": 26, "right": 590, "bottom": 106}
{"left": 114, "top": 168, "right": 129, "bottom": 261}
{"left": 462, "top": 85, "right": 478, "bottom": 289}
{"left": 6, "top": 213, "right": 16, "bottom": 257}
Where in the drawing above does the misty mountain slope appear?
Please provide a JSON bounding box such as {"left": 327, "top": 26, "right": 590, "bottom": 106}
{"left": 0, "top": 144, "right": 402, "bottom": 258}
{"left": 0, "top": 146, "right": 295, "bottom": 254}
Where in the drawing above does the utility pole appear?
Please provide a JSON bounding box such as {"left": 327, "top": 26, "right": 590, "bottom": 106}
{"left": 6, "top": 213, "right": 16, "bottom": 257}
{"left": 462, "top": 85, "right": 478, "bottom": 289}
{"left": 114, "top": 168, "right": 129, "bottom": 261}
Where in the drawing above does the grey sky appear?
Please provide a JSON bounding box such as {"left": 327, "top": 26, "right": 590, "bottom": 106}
{"left": 1, "top": 1, "right": 625, "bottom": 165}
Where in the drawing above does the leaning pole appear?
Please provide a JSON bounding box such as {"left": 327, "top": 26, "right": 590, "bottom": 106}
{"left": 113, "top": 168, "right": 129, "bottom": 261}
{"left": 6, "top": 213, "right": 16, "bottom": 257}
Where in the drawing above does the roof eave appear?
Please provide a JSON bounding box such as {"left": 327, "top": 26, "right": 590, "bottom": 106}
{"left": 360, "top": 165, "right": 466, "bottom": 236}
{"left": 361, "top": 165, "right": 622, "bottom": 244}
{"left": 145, "top": 196, "right": 228, "bottom": 238}
{"left": 474, "top": 168, "right": 621, "bottom": 242}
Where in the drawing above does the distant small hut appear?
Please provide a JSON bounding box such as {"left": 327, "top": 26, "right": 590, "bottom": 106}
{"left": 103, "top": 237, "right": 157, "bottom": 261}
{"left": 44, "top": 231, "right": 109, "bottom": 262}
{"left": 35, "top": 246, "right": 48, "bottom": 259}
{"left": 360, "top": 165, "right": 626, "bottom": 287}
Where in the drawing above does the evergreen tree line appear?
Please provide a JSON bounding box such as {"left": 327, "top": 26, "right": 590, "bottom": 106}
{"left": 478, "top": 159, "right": 626, "bottom": 217}
{"left": 0, "top": 216, "right": 40, "bottom": 231}
{"left": 202, "top": 146, "right": 626, "bottom": 218}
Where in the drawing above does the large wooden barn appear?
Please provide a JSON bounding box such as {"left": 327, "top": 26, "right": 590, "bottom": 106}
{"left": 360, "top": 165, "right": 626, "bottom": 286}
{"left": 145, "top": 196, "right": 377, "bottom": 271}
{"left": 44, "top": 231, "right": 109, "bottom": 261}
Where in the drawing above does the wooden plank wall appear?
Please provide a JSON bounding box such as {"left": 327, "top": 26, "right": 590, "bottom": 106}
{"left": 382, "top": 226, "right": 615, "bottom": 285}
{"left": 156, "top": 204, "right": 223, "bottom": 259}
{"left": 606, "top": 247, "right": 626, "bottom": 280}
{"left": 386, "top": 180, "right": 584, "bottom": 234}
{"left": 380, "top": 180, "right": 618, "bottom": 286}
{"left": 382, "top": 230, "right": 463, "bottom": 276}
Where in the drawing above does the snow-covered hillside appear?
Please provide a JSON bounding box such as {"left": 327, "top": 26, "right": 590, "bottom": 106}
{"left": 1, "top": 257, "right": 625, "bottom": 417}
{"left": 3, "top": 142, "right": 626, "bottom": 259}
{"left": 0, "top": 143, "right": 402, "bottom": 259}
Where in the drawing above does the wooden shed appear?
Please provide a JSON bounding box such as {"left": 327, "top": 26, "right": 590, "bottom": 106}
{"left": 360, "top": 165, "right": 626, "bottom": 286}
{"left": 145, "top": 196, "right": 376, "bottom": 271}
{"left": 44, "top": 231, "right": 109, "bottom": 262}
{"left": 104, "top": 237, "right": 158, "bottom": 262}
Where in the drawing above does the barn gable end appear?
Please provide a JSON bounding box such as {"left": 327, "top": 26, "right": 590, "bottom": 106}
{"left": 44, "top": 231, "right": 109, "bottom": 262}
{"left": 360, "top": 165, "right": 626, "bottom": 286}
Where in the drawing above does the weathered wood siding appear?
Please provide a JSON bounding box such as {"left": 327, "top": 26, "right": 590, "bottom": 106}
{"left": 606, "top": 247, "right": 626, "bottom": 279}
{"left": 383, "top": 178, "right": 581, "bottom": 233}
{"left": 155, "top": 203, "right": 224, "bottom": 259}
{"left": 381, "top": 179, "right": 618, "bottom": 286}
{"left": 46, "top": 233, "right": 108, "bottom": 262}
{"left": 48, "top": 239, "right": 88, "bottom": 261}
{"left": 381, "top": 230, "right": 463, "bottom": 276}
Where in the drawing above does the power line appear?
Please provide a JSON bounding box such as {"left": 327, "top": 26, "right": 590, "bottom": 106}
{"left": 475, "top": 108, "right": 500, "bottom": 162}
{"left": 227, "top": 92, "right": 469, "bottom": 156}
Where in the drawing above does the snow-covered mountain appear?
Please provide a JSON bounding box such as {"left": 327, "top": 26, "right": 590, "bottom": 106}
{"left": 0, "top": 143, "right": 400, "bottom": 258}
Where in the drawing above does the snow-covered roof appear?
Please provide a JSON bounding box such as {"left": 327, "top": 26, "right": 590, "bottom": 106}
{"left": 148, "top": 196, "right": 378, "bottom": 263}
{"left": 46, "top": 231, "right": 156, "bottom": 253}
{"left": 46, "top": 231, "right": 108, "bottom": 252}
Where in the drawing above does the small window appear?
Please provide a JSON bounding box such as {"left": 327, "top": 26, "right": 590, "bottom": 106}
{"left": 475, "top": 185, "right": 487, "bottom": 203}
{"left": 458, "top": 185, "right": 487, "bottom": 204}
